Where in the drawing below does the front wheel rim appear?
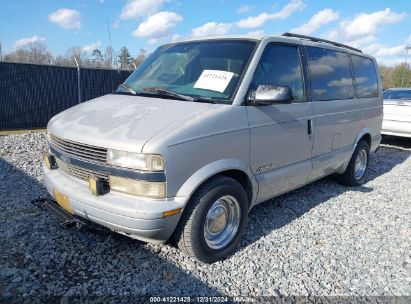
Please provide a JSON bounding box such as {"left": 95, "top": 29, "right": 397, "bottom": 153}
{"left": 354, "top": 149, "right": 367, "bottom": 180}
{"left": 203, "top": 195, "right": 241, "bottom": 250}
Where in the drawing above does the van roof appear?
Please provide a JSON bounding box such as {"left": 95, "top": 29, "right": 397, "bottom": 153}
{"left": 175, "top": 32, "right": 365, "bottom": 55}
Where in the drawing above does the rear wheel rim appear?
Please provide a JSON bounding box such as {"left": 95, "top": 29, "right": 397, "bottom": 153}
{"left": 354, "top": 149, "right": 367, "bottom": 180}
{"left": 204, "top": 195, "right": 241, "bottom": 250}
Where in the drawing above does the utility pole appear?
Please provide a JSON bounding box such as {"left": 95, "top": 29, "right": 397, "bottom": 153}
{"left": 0, "top": 43, "right": 3, "bottom": 61}
{"left": 401, "top": 45, "right": 411, "bottom": 87}
{"left": 73, "top": 56, "right": 81, "bottom": 104}
{"left": 106, "top": 18, "right": 113, "bottom": 68}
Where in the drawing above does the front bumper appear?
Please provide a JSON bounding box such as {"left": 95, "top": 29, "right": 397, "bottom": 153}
{"left": 42, "top": 164, "right": 187, "bottom": 243}
{"left": 381, "top": 119, "right": 411, "bottom": 138}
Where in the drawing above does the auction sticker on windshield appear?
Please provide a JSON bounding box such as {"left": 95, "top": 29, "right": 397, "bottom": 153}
{"left": 194, "top": 70, "right": 234, "bottom": 93}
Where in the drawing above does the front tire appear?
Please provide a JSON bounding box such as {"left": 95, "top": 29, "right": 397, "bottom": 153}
{"left": 174, "top": 176, "right": 248, "bottom": 263}
{"left": 337, "top": 140, "right": 370, "bottom": 186}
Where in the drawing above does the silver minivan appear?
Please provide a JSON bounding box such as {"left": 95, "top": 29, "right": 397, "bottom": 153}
{"left": 41, "top": 33, "right": 383, "bottom": 263}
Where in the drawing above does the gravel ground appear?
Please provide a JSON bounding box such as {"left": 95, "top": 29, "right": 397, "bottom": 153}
{"left": 0, "top": 132, "right": 410, "bottom": 300}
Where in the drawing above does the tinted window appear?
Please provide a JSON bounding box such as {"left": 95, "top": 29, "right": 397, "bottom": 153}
{"left": 351, "top": 55, "right": 379, "bottom": 98}
{"left": 307, "top": 47, "right": 354, "bottom": 100}
{"left": 383, "top": 90, "right": 411, "bottom": 100}
{"left": 251, "top": 44, "right": 305, "bottom": 102}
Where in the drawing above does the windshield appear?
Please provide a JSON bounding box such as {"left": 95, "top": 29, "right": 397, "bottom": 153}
{"left": 117, "top": 40, "right": 257, "bottom": 103}
{"left": 383, "top": 90, "right": 411, "bottom": 100}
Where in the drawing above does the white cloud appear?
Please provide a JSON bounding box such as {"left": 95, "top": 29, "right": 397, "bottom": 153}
{"left": 376, "top": 57, "right": 406, "bottom": 67}
{"left": 237, "top": 5, "right": 253, "bottom": 14}
{"left": 291, "top": 9, "right": 339, "bottom": 35}
{"left": 14, "top": 35, "right": 46, "bottom": 49}
{"left": 191, "top": 22, "right": 232, "bottom": 38}
{"left": 324, "top": 8, "right": 406, "bottom": 41}
{"left": 83, "top": 41, "right": 102, "bottom": 53}
{"left": 171, "top": 34, "right": 182, "bottom": 42}
{"left": 132, "top": 11, "right": 182, "bottom": 38}
{"left": 48, "top": 8, "right": 81, "bottom": 29}
{"left": 120, "top": 0, "right": 164, "bottom": 20}
{"left": 345, "top": 35, "right": 377, "bottom": 49}
{"left": 406, "top": 34, "right": 411, "bottom": 44}
{"left": 246, "top": 30, "right": 265, "bottom": 36}
{"left": 236, "top": 0, "right": 305, "bottom": 28}
{"left": 363, "top": 43, "right": 407, "bottom": 57}
{"left": 343, "top": 8, "right": 406, "bottom": 38}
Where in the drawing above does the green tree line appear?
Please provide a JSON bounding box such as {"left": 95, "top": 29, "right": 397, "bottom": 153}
{"left": 379, "top": 63, "right": 411, "bottom": 89}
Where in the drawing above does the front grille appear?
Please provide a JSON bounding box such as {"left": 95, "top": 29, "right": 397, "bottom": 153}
{"left": 49, "top": 134, "right": 107, "bottom": 164}
{"left": 55, "top": 157, "right": 109, "bottom": 182}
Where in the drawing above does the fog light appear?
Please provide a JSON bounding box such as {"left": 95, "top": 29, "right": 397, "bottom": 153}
{"left": 88, "top": 176, "right": 107, "bottom": 196}
{"left": 109, "top": 176, "right": 166, "bottom": 199}
{"left": 44, "top": 154, "right": 57, "bottom": 170}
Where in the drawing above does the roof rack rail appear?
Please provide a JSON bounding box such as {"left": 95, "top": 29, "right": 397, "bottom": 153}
{"left": 282, "top": 32, "right": 362, "bottom": 53}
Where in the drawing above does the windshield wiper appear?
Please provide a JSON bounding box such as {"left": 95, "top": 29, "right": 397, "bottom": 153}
{"left": 142, "top": 87, "right": 194, "bottom": 101}
{"left": 118, "top": 83, "right": 137, "bottom": 95}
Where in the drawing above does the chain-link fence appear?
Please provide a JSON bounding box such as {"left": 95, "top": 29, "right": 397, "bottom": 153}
{"left": 0, "top": 62, "right": 132, "bottom": 130}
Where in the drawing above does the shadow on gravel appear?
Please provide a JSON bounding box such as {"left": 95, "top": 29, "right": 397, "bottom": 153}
{"left": 381, "top": 135, "right": 411, "bottom": 150}
{"left": 241, "top": 138, "right": 411, "bottom": 250}
{"left": 0, "top": 159, "right": 222, "bottom": 300}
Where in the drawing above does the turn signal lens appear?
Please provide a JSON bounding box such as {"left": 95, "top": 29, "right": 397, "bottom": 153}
{"left": 163, "top": 208, "right": 182, "bottom": 218}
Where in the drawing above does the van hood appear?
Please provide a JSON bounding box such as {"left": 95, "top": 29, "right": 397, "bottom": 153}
{"left": 48, "top": 94, "right": 212, "bottom": 152}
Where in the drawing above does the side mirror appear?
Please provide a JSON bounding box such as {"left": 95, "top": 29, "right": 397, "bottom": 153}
{"left": 248, "top": 85, "right": 293, "bottom": 106}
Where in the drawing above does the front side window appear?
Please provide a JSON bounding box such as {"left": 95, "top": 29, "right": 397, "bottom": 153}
{"left": 118, "top": 40, "right": 256, "bottom": 103}
{"left": 250, "top": 44, "right": 305, "bottom": 102}
{"left": 307, "top": 47, "right": 354, "bottom": 101}
{"left": 351, "top": 55, "right": 379, "bottom": 98}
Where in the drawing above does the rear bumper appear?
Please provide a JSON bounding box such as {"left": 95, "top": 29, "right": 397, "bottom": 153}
{"left": 382, "top": 120, "right": 411, "bottom": 138}
{"left": 42, "top": 164, "right": 187, "bottom": 243}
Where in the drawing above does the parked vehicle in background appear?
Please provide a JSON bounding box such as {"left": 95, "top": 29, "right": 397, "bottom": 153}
{"left": 382, "top": 88, "right": 411, "bottom": 138}
{"left": 40, "top": 33, "right": 383, "bottom": 263}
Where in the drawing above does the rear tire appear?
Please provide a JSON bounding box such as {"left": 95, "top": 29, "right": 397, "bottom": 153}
{"left": 337, "top": 140, "right": 370, "bottom": 186}
{"left": 174, "top": 176, "right": 248, "bottom": 263}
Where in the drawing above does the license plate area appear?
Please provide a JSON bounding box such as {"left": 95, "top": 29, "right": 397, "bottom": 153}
{"left": 53, "top": 189, "right": 73, "bottom": 214}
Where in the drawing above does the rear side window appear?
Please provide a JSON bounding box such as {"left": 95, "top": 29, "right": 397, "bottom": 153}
{"left": 307, "top": 47, "right": 354, "bottom": 101}
{"left": 351, "top": 55, "right": 379, "bottom": 98}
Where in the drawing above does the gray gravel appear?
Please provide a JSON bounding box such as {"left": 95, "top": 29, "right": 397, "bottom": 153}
{"left": 0, "top": 132, "right": 410, "bottom": 299}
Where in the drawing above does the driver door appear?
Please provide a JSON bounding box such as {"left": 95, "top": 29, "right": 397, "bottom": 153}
{"left": 246, "top": 43, "right": 314, "bottom": 203}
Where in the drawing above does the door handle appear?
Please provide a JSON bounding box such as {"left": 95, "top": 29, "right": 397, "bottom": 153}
{"left": 307, "top": 119, "right": 312, "bottom": 135}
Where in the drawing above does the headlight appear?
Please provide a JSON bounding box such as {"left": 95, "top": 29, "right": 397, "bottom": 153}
{"left": 109, "top": 176, "right": 166, "bottom": 199}
{"left": 107, "top": 149, "right": 164, "bottom": 171}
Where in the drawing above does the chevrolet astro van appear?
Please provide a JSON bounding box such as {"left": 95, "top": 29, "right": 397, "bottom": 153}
{"left": 41, "top": 33, "right": 383, "bottom": 263}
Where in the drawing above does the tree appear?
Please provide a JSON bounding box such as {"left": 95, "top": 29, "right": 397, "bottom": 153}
{"left": 133, "top": 48, "right": 148, "bottom": 68}
{"left": 65, "top": 47, "right": 88, "bottom": 67}
{"left": 91, "top": 49, "right": 103, "bottom": 67}
{"left": 4, "top": 42, "right": 53, "bottom": 65}
{"left": 118, "top": 46, "right": 132, "bottom": 69}
{"left": 391, "top": 63, "right": 411, "bottom": 87}
{"left": 102, "top": 47, "right": 114, "bottom": 69}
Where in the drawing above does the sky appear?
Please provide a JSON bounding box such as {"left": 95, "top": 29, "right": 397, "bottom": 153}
{"left": 0, "top": 0, "right": 410, "bottom": 66}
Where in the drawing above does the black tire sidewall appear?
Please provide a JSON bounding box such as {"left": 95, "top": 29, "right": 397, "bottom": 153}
{"left": 349, "top": 141, "right": 370, "bottom": 185}
{"left": 190, "top": 179, "right": 248, "bottom": 263}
